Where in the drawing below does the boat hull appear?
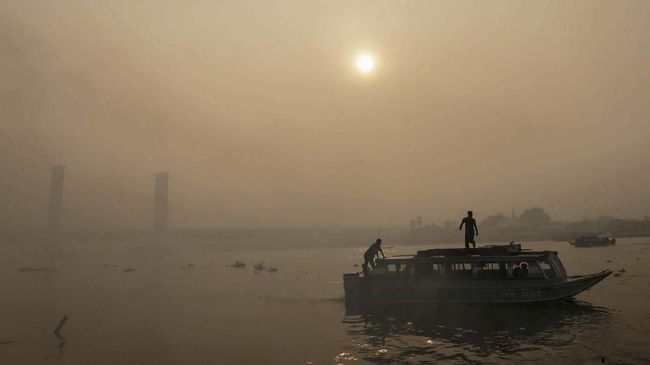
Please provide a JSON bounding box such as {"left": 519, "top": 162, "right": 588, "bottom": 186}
{"left": 568, "top": 238, "right": 616, "bottom": 247}
{"left": 344, "top": 270, "right": 611, "bottom": 306}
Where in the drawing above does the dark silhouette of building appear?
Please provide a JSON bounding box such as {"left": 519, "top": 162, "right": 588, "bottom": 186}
{"left": 48, "top": 165, "right": 65, "bottom": 230}
{"left": 153, "top": 172, "right": 170, "bottom": 232}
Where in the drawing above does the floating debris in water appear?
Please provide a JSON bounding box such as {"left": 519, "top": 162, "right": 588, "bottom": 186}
{"left": 230, "top": 261, "right": 246, "bottom": 268}
{"left": 181, "top": 263, "right": 195, "bottom": 270}
{"left": 53, "top": 315, "right": 68, "bottom": 337}
{"left": 268, "top": 267, "right": 278, "bottom": 273}
{"left": 253, "top": 262, "right": 265, "bottom": 271}
{"left": 335, "top": 352, "right": 357, "bottom": 361}
{"left": 123, "top": 267, "right": 135, "bottom": 272}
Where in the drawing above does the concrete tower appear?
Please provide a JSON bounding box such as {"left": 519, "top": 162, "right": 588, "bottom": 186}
{"left": 153, "top": 172, "right": 170, "bottom": 232}
{"left": 48, "top": 165, "right": 65, "bottom": 230}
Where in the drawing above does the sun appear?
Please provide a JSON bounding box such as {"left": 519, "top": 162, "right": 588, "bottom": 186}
{"left": 355, "top": 53, "right": 376, "bottom": 74}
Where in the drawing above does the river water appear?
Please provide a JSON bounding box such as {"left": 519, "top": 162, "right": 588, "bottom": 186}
{"left": 0, "top": 237, "right": 648, "bottom": 364}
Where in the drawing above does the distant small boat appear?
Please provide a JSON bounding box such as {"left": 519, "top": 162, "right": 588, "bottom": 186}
{"left": 568, "top": 236, "right": 616, "bottom": 247}
{"left": 343, "top": 243, "right": 611, "bottom": 306}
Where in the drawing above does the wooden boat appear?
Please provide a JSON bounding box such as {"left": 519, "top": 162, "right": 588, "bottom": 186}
{"left": 343, "top": 244, "right": 611, "bottom": 306}
{"left": 569, "top": 236, "right": 616, "bottom": 247}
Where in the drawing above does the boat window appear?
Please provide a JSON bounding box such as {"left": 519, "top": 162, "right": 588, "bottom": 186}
{"left": 513, "top": 262, "right": 533, "bottom": 278}
{"left": 480, "top": 262, "right": 506, "bottom": 271}
{"left": 447, "top": 262, "right": 471, "bottom": 275}
{"left": 525, "top": 262, "right": 543, "bottom": 278}
{"left": 451, "top": 263, "right": 461, "bottom": 271}
{"left": 414, "top": 262, "right": 442, "bottom": 275}
{"left": 538, "top": 259, "right": 557, "bottom": 279}
{"left": 386, "top": 264, "right": 405, "bottom": 274}
{"left": 473, "top": 262, "right": 509, "bottom": 277}
{"left": 549, "top": 255, "right": 567, "bottom": 278}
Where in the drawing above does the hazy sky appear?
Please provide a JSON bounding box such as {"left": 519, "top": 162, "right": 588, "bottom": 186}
{"left": 1, "top": 0, "right": 649, "bottom": 229}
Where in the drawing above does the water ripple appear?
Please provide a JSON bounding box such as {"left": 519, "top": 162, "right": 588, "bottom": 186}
{"left": 340, "top": 301, "right": 611, "bottom": 364}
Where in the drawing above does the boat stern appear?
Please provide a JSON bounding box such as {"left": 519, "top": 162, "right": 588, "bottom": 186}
{"left": 343, "top": 272, "right": 367, "bottom": 309}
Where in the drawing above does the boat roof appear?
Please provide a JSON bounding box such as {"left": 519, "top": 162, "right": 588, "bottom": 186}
{"left": 416, "top": 244, "right": 525, "bottom": 257}
{"left": 380, "top": 244, "right": 557, "bottom": 264}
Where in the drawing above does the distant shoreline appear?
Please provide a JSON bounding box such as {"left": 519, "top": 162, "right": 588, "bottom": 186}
{"left": 2, "top": 226, "right": 649, "bottom": 253}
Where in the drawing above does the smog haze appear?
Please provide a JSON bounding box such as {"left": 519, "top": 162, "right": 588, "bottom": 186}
{"left": 2, "top": 0, "right": 649, "bottom": 229}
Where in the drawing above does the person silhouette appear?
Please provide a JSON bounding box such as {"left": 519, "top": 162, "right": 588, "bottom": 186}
{"left": 459, "top": 211, "right": 479, "bottom": 251}
{"left": 362, "top": 238, "right": 385, "bottom": 274}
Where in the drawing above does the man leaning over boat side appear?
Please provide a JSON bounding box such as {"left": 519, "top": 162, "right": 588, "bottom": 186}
{"left": 362, "top": 238, "right": 385, "bottom": 274}
{"left": 459, "top": 211, "right": 479, "bottom": 251}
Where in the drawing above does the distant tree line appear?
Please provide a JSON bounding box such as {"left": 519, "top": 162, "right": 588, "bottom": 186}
{"left": 404, "top": 207, "right": 650, "bottom": 243}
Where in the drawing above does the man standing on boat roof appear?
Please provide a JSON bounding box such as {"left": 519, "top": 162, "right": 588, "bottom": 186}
{"left": 459, "top": 211, "right": 479, "bottom": 250}
{"left": 363, "top": 238, "right": 385, "bottom": 274}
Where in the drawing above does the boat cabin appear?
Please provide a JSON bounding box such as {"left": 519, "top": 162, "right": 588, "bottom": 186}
{"left": 368, "top": 246, "right": 567, "bottom": 280}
